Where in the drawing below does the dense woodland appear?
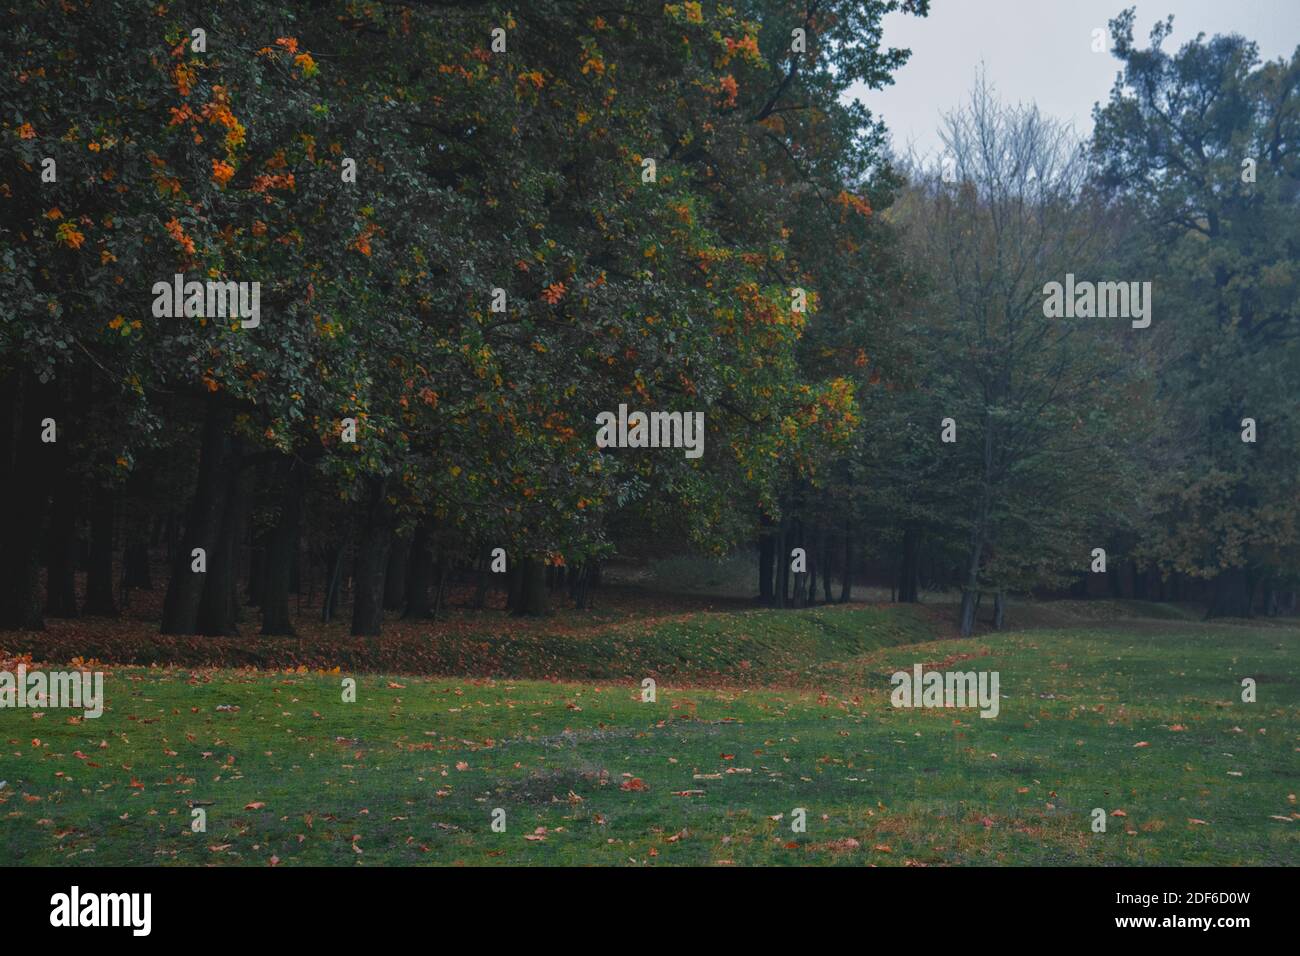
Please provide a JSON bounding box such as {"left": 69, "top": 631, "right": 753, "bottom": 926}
{"left": 2, "top": 1, "right": 1297, "bottom": 640}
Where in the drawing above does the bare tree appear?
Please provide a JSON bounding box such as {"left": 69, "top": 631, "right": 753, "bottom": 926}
{"left": 899, "top": 72, "right": 1148, "bottom": 636}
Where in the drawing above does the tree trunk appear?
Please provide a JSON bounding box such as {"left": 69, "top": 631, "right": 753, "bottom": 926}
{"left": 1207, "top": 566, "right": 1252, "bottom": 619}
{"left": 1131, "top": 565, "right": 1148, "bottom": 600}
{"left": 123, "top": 532, "right": 153, "bottom": 591}
{"left": 261, "top": 457, "right": 303, "bottom": 636}
{"left": 959, "top": 589, "right": 979, "bottom": 636}
{"left": 1262, "top": 582, "right": 1277, "bottom": 617}
{"left": 800, "top": 520, "right": 811, "bottom": 608}
{"left": 0, "top": 371, "right": 51, "bottom": 631}
{"left": 839, "top": 522, "right": 852, "bottom": 603}
{"left": 960, "top": 422, "right": 995, "bottom": 637}
{"left": 897, "top": 523, "right": 920, "bottom": 603}
{"left": 161, "top": 403, "right": 233, "bottom": 633}
{"left": 1108, "top": 556, "right": 1123, "bottom": 598}
{"left": 777, "top": 520, "right": 791, "bottom": 608}
{"left": 322, "top": 538, "right": 348, "bottom": 623}
{"left": 959, "top": 533, "right": 985, "bottom": 637}
{"left": 227, "top": 451, "right": 254, "bottom": 626}
{"left": 195, "top": 439, "right": 244, "bottom": 635}
{"left": 83, "top": 484, "right": 118, "bottom": 617}
{"left": 505, "top": 559, "right": 522, "bottom": 611}
{"left": 958, "top": 511, "right": 988, "bottom": 637}
{"left": 473, "top": 546, "right": 490, "bottom": 610}
{"left": 515, "top": 558, "right": 551, "bottom": 616}
{"left": 246, "top": 458, "right": 269, "bottom": 607}
{"left": 758, "top": 515, "right": 775, "bottom": 604}
{"left": 43, "top": 374, "right": 77, "bottom": 618}
{"left": 350, "top": 476, "right": 394, "bottom": 636}
{"left": 993, "top": 591, "right": 1006, "bottom": 630}
{"left": 384, "top": 534, "right": 412, "bottom": 611}
{"left": 46, "top": 469, "right": 80, "bottom": 618}
{"left": 571, "top": 561, "right": 591, "bottom": 610}
{"left": 821, "top": 530, "right": 833, "bottom": 603}
{"left": 164, "top": 512, "right": 179, "bottom": 564}
{"left": 247, "top": 541, "right": 264, "bottom": 607}
{"left": 430, "top": 555, "right": 449, "bottom": 620}
{"left": 404, "top": 522, "right": 435, "bottom": 618}
{"left": 803, "top": 523, "right": 817, "bottom": 607}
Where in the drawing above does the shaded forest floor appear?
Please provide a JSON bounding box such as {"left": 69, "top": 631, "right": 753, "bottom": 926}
{"left": 1, "top": 566, "right": 1276, "bottom": 681}
{"left": 5, "top": 585, "right": 939, "bottom": 684}
{"left": 1, "top": 601, "right": 1296, "bottom": 866}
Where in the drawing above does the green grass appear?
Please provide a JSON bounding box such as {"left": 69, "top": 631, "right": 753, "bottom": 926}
{"left": 1, "top": 604, "right": 1296, "bottom": 866}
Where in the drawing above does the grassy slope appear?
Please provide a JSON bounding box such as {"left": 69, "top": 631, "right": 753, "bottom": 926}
{"left": 1, "top": 602, "right": 1295, "bottom": 866}
{"left": 0, "top": 597, "right": 937, "bottom": 684}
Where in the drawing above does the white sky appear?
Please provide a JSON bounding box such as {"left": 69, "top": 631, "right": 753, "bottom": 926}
{"left": 845, "top": 0, "right": 1300, "bottom": 161}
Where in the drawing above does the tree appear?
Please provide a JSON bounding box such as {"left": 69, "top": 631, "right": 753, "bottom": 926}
{"left": 896, "top": 75, "right": 1152, "bottom": 635}
{"left": 1, "top": 1, "right": 927, "bottom": 634}
{"left": 1092, "top": 10, "right": 1300, "bottom": 617}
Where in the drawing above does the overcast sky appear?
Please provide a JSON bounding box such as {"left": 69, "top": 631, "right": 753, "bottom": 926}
{"left": 845, "top": 0, "right": 1300, "bottom": 161}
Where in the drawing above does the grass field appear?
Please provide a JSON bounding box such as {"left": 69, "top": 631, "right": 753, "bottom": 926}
{"left": 2, "top": 601, "right": 1296, "bottom": 865}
